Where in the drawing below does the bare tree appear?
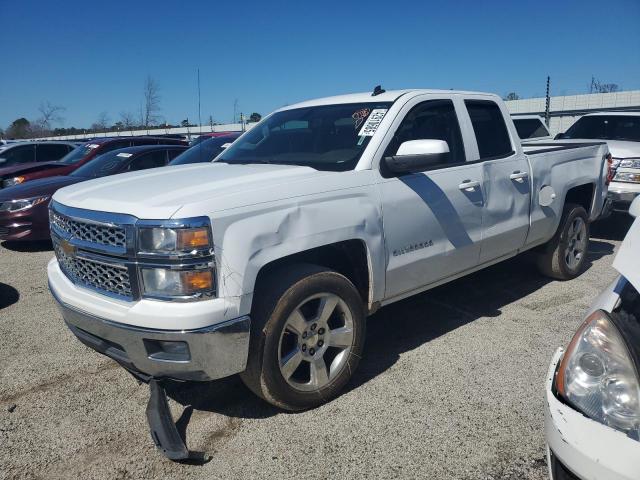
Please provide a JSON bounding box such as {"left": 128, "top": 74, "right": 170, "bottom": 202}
{"left": 32, "top": 101, "right": 66, "bottom": 135}
{"left": 93, "top": 111, "right": 110, "bottom": 132}
{"left": 503, "top": 92, "right": 520, "bottom": 101}
{"left": 142, "top": 76, "right": 161, "bottom": 127}
{"left": 119, "top": 111, "right": 137, "bottom": 134}
{"left": 589, "top": 77, "right": 620, "bottom": 94}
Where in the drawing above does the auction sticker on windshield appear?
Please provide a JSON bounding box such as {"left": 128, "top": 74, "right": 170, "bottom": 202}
{"left": 116, "top": 152, "right": 133, "bottom": 158}
{"left": 358, "top": 109, "right": 388, "bottom": 138}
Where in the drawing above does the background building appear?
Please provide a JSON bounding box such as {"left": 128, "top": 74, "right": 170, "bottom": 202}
{"left": 506, "top": 90, "right": 640, "bottom": 136}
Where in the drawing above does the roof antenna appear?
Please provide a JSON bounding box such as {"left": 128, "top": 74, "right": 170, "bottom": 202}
{"left": 372, "top": 85, "right": 385, "bottom": 96}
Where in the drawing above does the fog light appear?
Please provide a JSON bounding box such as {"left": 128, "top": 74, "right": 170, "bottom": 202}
{"left": 144, "top": 339, "right": 191, "bottom": 362}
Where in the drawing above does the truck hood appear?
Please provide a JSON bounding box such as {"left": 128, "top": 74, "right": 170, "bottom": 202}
{"left": 613, "top": 216, "right": 640, "bottom": 291}
{"left": 53, "top": 162, "right": 340, "bottom": 218}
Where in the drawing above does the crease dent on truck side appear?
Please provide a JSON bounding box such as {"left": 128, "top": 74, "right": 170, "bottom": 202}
{"left": 46, "top": 88, "right": 610, "bottom": 460}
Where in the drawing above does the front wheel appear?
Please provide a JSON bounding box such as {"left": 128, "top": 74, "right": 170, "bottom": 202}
{"left": 240, "top": 264, "right": 365, "bottom": 411}
{"left": 536, "top": 203, "right": 590, "bottom": 280}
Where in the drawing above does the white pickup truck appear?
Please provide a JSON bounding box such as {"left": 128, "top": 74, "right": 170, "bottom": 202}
{"left": 47, "top": 88, "right": 611, "bottom": 459}
{"left": 556, "top": 112, "right": 640, "bottom": 213}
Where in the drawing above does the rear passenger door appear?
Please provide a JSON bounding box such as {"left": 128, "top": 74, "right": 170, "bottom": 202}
{"left": 35, "top": 144, "right": 73, "bottom": 162}
{"left": 464, "top": 99, "right": 531, "bottom": 263}
{"left": 126, "top": 150, "right": 168, "bottom": 171}
{"left": 379, "top": 96, "right": 485, "bottom": 298}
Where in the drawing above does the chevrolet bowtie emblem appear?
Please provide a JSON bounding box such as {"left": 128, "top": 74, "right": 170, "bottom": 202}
{"left": 59, "top": 239, "right": 76, "bottom": 256}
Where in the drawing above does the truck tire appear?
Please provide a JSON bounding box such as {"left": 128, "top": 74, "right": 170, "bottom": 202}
{"left": 536, "top": 203, "right": 590, "bottom": 280}
{"left": 240, "top": 264, "right": 365, "bottom": 411}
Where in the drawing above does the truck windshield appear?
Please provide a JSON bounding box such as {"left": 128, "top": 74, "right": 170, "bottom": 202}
{"left": 217, "top": 102, "right": 393, "bottom": 171}
{"left": 170, "top": 135, "right": 239, "bottom": 165}
{"left": 513, "top": 118, "right": 549, "bottom": 139}
{"left": 564, "top": 115, "right": 640, "bottom": 142}
{"left": 70, "top": 151, "right": 128, "bottom": 178}
{"left": 57, "top": 143, "right": 99, "bottom": 165}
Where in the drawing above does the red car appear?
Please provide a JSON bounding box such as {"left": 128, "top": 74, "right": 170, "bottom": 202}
{"left": 0, "top": 144, "right": 188, "bottom": 242}
{"left": 0, "top": 136, "right": 186, "bottom": 189}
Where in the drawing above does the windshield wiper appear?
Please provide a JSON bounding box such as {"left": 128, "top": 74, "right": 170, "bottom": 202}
{"left": 217, "top": 158, "right": 274, "bottom": 165}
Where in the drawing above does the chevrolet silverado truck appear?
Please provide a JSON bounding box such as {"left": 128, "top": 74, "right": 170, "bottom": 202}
{"left": 47, "top": 88, "right": 611, "bottom": 459}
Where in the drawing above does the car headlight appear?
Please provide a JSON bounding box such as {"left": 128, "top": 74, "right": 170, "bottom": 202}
{"left": 614, "top": 172, "right": 640, "bottom": 183}
{"left": 619, "top": 159, "right": 640, "bottom": 169}
{"left": 0, "top": 196, "right": 50, "bottom": 213}
{"left": 141, "top": 266, "right": 214, "bottom": 298}
{"left": 2, "top": 176, "right": 25, "bottom": 188}
{"left": 556, "top": 310, "right": 640, "bottom": 439}
{"left": 138, "top": 226, "right": 211, "bottom": 254}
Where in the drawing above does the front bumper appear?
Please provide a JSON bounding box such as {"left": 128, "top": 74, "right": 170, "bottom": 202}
{"left": 608, "top": 182, "right": 640, "bottom": 212}
{"left": 0, "top": 210, "right": 50, "bottom": 242}
{"left": 545, "top": 348, "right": 640, "bottom": 480}
{"left": 51, "top": 285, "right": 251, "bottom": 382}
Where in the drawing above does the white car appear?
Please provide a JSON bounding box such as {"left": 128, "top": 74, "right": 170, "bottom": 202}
{"left": 557, "top": 112, "right": 640, "bottom": 213}
{"left": 512, "top": 114, "right": 552, "bottom": 142}
{"left": 545, "top": 196, "right": 640, "bottom": 480}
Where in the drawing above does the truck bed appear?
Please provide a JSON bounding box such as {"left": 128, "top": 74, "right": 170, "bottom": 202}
{"left": 523, "top": 141, "right": 609, "bottom": 248}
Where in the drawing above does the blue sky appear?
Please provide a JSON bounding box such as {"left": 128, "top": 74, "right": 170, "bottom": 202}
{"left": 1, "top": 0, "right": 639, "bottom": 129}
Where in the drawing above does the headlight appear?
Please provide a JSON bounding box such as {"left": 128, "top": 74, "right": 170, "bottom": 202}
{"left": 619, "top": 159, "right": 640, "bottom": 169}
{"left": 138, "top": 226, "right": 211, "bottom": 254}
{"left": 614, "top": 172, "right": 640, "bottom": 183}
{"left": 141, "top": 267, "right": 214, "bottom": 298}
{"left": 556, "top": 310, "right": 640, "bottom": 439}
{"left": 2, "top": 176, "right": 25, "bottom": 188}
{"left": 0, "top": 196, "right": 50, "bottom": 213}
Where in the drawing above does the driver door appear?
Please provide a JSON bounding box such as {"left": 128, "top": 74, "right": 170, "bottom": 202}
{"left": 379, "top": 97, "right": 485, "bottom": 299}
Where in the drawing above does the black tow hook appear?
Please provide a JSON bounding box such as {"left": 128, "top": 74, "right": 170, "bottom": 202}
{"left": 146, "top": 379, "right": 190, "bottom": 461}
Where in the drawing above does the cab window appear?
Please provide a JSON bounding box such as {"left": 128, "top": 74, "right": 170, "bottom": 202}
{"left": 465, "top": 100, "right": 513, "bottom": 159}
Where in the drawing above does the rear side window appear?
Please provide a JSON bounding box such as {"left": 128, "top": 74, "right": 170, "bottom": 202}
{"left": 101, "top": 140, "right": 132, "bottom": 153}
{"left": 0, "top": 145, "right": 35, "bottom": 166}
{"left": 127, "top": 150, "right": 168, "bottom": 171}
{"left": 513, "top": 118, "right": 550, "bottom": 139}
{"left": 36, "top": 144, "right": 72, "bottom": 162}
{"left": 383, "top": 99, "right": 466, "bottom": 167}
{"left": 465, "top": 100, "right": 513, "bottom": 159}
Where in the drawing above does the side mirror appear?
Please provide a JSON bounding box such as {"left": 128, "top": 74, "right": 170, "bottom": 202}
{"left": 630, "top": 196, "right": 640, "bottom": 218}
{"left": 554, "top": 132, "right": 566, "bottom": 140}
{"left": 384, "top": 140, "right": 450, "bottom": 174}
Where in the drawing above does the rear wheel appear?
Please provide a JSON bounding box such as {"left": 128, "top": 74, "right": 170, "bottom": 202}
{"left": 537, "top": 203, "right": 590, "bottom": 280}
{"left": 240, "top": 264, "right": 365, "bottom": 411}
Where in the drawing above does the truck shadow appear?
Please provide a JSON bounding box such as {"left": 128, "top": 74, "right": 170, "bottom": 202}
{"left": 1, "top": 240, "right": 53, "bottom": 252}
{"left": 591, "top": 212, "right": 634, "bottom": 241}
{"left": 165, "top": 238, "right": 617, "bottom": 421}
{"left": 0, "top": 283, "right": 19, "bottom": 309}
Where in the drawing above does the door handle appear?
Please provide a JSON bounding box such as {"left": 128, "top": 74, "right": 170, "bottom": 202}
{"left": 458, "top": 180, "right": 480, "bottom": 191}
{"left": 509, "top": 171, "right": 529, "bottom": 182}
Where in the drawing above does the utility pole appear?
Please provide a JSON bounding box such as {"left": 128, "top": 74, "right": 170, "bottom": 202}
{"left": 197, "top": 68, "right": 202, "bottom": 134}
{"left": 233, "top": 99, "right": 238, "bottom": 124}
{"left": 544, "top": 76, "right": 551, "bottom": 127}
{"left": 209, "top": 115, "right": 214, "bottom": 132}
{"left": 240, "top": 112, "right": 245, "bottom": 132}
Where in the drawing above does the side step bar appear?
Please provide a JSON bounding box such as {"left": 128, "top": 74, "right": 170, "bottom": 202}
{"left": 146, "top": 379, "right": 190, "bottom": 461}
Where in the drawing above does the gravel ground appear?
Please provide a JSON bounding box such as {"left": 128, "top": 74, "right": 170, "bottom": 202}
{"left": 0, "top": 214, "right": 633, "bottom": 480}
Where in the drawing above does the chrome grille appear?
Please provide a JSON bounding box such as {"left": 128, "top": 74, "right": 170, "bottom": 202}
{"left": 50, "top": 210, "right": 126, "bottom": 248}
{"left": 54, "top": 240, "right": 132, "bottom": 298}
